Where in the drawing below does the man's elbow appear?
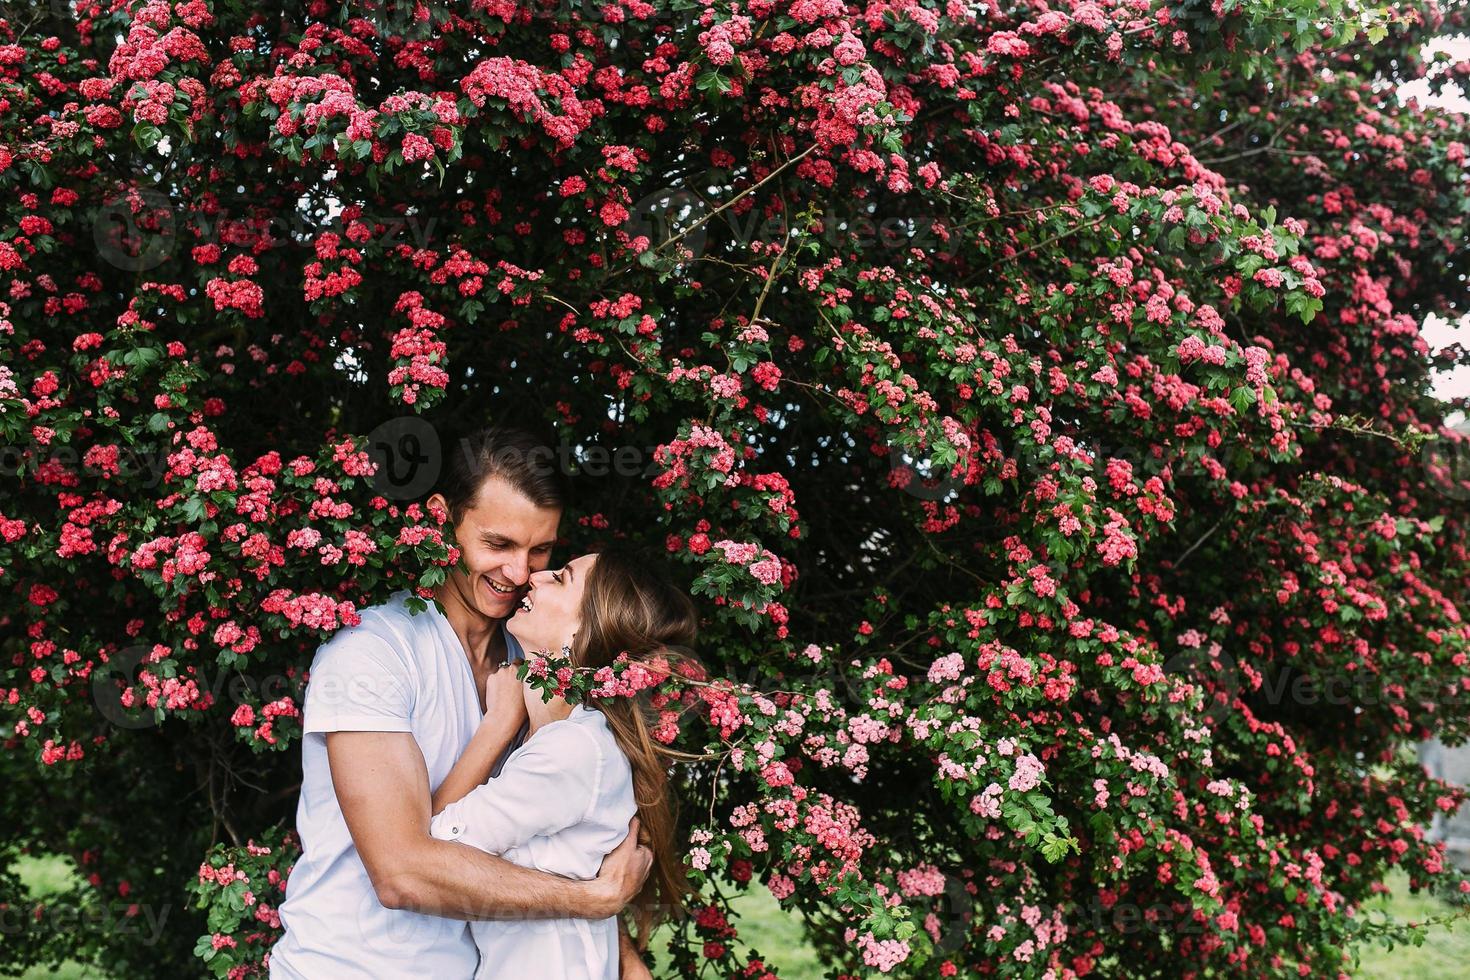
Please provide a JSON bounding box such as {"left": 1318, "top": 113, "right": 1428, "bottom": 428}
{"left": 372, "top": 869, "right": 440, "bottom": 911}
{"left": 372, "top": 876, "right": 417, "bottom": 911}
{"left": 365, "top": 850, "right": 436, "bottom": 911}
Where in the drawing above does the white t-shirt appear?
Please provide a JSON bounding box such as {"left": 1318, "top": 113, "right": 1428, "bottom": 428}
{"left": 430, "top": 703, "right": 637, "bottom": 980}
{"left": 270, "top": 591, "right": 525, "bottom": 980}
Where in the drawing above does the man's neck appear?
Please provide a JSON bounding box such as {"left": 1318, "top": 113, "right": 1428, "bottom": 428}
{"left": 432, "top": 584, "right": 503, "bottom": 668}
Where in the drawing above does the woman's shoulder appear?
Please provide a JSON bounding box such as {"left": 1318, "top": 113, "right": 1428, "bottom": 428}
{"left": 534, "top": 707, "right": 628, "bottom": 771}
{"left": 517, "top": 709, "right": 630, "bottom": 811}
{"left": 524, "top": 707, "right": 606, "bottom": 757}
{"left": 573, "top": 706, "right": 635, "bottom": 784}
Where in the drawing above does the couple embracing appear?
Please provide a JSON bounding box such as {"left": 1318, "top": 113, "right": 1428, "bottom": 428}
{"left": 269, "top": 426, "right": 694, "bottom": 979}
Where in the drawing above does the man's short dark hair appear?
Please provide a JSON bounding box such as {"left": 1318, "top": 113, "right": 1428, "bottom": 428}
{"left": 435, "top": 425, "right": 567, "bottom": 522}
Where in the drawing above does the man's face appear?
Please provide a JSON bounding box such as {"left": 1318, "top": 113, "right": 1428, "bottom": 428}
{"left": 431, "top": 476, "right": 561, "bottom": 623}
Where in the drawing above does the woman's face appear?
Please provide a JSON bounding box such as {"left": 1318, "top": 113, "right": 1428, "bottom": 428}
{"left": 506, "top": 552, "right": 598, "bottom": 655}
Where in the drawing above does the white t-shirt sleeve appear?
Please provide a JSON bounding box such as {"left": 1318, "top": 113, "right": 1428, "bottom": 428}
{"left": 430, "top": 723, "right": 602, "bottom": 854}
{"left": 302, "top": 625, "right": 416, "bottom": 734}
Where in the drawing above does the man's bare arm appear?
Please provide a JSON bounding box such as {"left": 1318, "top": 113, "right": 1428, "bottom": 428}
{"left": 618, "top": 917, "right": 653, "bottom": 980}
{"left": 327, "top": 730, "right": 651, "bottom": 920}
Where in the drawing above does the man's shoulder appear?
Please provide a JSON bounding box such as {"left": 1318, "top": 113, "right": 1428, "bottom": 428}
{"left": 312, "top": 592, "right": 438, "bottom": 666}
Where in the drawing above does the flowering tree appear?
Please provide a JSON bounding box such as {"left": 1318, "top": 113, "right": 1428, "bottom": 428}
{"left": 4, "top": 0, "right": 1470, "bottom": 976}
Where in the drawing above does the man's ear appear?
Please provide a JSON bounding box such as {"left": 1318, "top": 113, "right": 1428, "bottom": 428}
{"left": 426, "top": 491, "right": 451, "bottom": 524}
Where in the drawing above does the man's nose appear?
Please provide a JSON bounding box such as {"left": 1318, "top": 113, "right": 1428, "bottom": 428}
{"left": 504, "top": 552, "right": 531, "bottom": 585}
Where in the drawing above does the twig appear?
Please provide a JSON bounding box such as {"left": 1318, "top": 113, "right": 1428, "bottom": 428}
{"left": 1173, "top": 516, "right": 1225, "bottom": 569}
{"left": 707, "top": 735, "right": 746, "bottom": 829}
{"left": 542, "top": 291, "right": 581, "bottom": 316}
{"left": 1197, "top": 146, "right": 1314, "bottom": 165}
{"left": 621, "top": 143, "right": 818, "bottom": 272}
{"left": 748, "top": 248, "right": 790, "bottom": 329}
{"left": 978, "top": 211, "right": 1114, "bottom": 273}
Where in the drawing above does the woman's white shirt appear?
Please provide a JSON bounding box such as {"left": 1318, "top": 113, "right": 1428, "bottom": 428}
{"left": 430, "top": 703, "right": 637, "bottom": 980}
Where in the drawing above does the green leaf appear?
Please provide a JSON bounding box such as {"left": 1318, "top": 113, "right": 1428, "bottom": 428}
{"left": 695, "top": 71, "right": 731, "bottom": 95}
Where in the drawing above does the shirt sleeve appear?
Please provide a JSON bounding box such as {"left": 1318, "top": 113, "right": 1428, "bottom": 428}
{"left": 430, "top": 722, "right": 603, "bottom": 855}
{"left": 302, "top": 622, "right": 416, "bottom": 735}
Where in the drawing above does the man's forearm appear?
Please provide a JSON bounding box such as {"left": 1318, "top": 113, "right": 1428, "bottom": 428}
{"left": 385, "top": 836, "right": 616, "bottom": 921}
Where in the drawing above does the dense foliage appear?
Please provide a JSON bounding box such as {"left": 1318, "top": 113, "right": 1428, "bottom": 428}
{"left": 4, "top": 0, "right": 1470, "bottom": 976}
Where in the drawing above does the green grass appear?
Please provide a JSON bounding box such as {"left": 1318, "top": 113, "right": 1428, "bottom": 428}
{"left": 668, "top": 871, "right": 1470, "bottom": 980}
{"left": 10, "top": 854, "right": 96, "bottom": 980}
{"left": 1353, "top": 870, "right": 1470, "bottom": 980}
{"left": 650, "top": 884, "right": 826, "bottom": 979}
{"left": 10, "top": 857, "right": 1469, "bottom": 978}
{"left": 16, "top": 959, "right": 92, "bottom": 979}
{"left": 16, "top": 855, "right": 75, "bottom": 895}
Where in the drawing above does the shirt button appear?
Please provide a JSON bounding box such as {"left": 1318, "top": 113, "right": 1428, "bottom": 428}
{"left": 451, "top": 825, "right": 462, "bottom": 835}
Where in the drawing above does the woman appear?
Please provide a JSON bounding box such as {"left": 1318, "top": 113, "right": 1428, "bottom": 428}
{"left": 428, "top": 547, "right": 699, "bottom": 979}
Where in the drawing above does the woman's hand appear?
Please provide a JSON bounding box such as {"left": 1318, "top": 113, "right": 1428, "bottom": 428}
{"left": 484, "top": 662, "right": 529, "bottom": 729}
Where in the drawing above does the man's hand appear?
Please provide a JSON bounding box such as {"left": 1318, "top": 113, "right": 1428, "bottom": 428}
{"left": 590, "top": 816, "right": 653, "bottom": 918}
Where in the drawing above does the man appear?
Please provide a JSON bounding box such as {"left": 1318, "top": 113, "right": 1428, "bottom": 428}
{"left": 271, "top": 426, "right": 654, "bottom": 979}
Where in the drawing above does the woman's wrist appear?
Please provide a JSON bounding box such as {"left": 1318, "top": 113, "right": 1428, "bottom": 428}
{"left": 479, "top": 709, "right": 523, "bottom": 737}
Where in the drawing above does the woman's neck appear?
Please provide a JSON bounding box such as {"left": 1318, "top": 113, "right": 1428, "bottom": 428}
{"left": 529, "top": 694, "right": 575, "bottom": 735}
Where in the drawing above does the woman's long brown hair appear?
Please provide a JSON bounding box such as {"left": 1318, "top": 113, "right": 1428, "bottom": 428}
{"left": 572, "top": 547, "right": 703, "bottom": 947}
